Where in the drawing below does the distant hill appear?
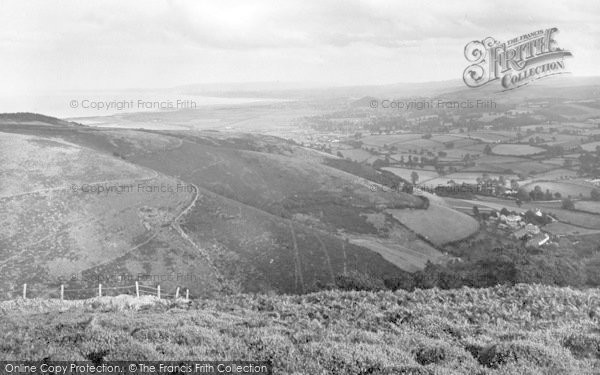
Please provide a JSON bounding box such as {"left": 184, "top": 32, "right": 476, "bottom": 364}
{"left": 434, "top": 75, "right": 600, "bottom": 102}
{"left": 174, "top": 76, "right": 600, "bottom": 102}
{"left": 1, "top": 284, "right": 598, "bottom": 374}
{"left": 0, "top": 112, "right": 79, "bottom": 126}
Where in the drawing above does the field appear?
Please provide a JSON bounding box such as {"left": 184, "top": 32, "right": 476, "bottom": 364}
{"left": 429, "top": 134, "right": 465, "bottom": 143}
{"left": 424, "top": 172, "right": 517, "bottom": 186}
{"left": 502, "top": 160, "right": 556, "bottom": 175}
{"left": 388, "top": 204, "right": 479, "bottom": 246}
{"left": 491, "top": 144, "right": 546, "bottom": 156}
{"left": 522, "top": 180, "right": 595, "bottom": 198}
{"left": 348, "top": 220, "right": 443, "bottom": 272}
{"left": 337, "top": 148, "right": 372, "bottom": 162}
{"left": 382, "top": 167, "right": 439, "bottom": 182}
{"left": 544, "top": 222, "right": 600, "bottom": 236}
{"left": 361, "top": 134, "right": 422, "bottom": 147}
{"left": 527, "top": 168, "right": 578, "bottom": 180}
{"left": 1, "top": 284, "right": 599, "bottom": 374}
{"left": 467, "top": 132, "right": 515, "bottom": 142}
{"left": 538, "top": 208, "right": 600, "bottom": 229}
{"left": 575, "top": 200, "right": 600, "bottom": 214}
{"left": 581, "top": 141, "right": 600, "bottom": 152}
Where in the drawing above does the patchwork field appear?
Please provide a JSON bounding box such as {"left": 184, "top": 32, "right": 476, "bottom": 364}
{"left": 527, "top": 168, "right": 578, "bottom": 180}
{"left": 468, "top": 132, "right": 515, "bottom": 142}
{"left": 574, "top": 200, "right": 600, "bottom": 214}
{"left": 338, "top": 148, "right": 372, "bottom": 162}
{"left": 388, "top": 204, "right": 479, "bottom": 246}
{"left": 361, "top": 133, "right": 422, "bottom": 146}
{"left": 348, "top": 236, "right": 442, "bottom": 272}
{"left": 382, "top": 167, "right": 439, "bottom": 182}
{"left": 492, "top": 144, "right": 546, "bottom": 156}
{"left": 425, "top": 172, "right": 517, "bottom": 186}
{"left": 538, "top": 208, "right": 600, "bottom": 230}
{"left": 522, "top": 180, "right": 595, "bottom": 199}
{"left": 581, "top": 141, "right": 600, "bottom": 152}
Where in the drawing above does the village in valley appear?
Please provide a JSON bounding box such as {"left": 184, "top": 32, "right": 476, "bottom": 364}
{"left": 292, "top": 87, "right": 600, "bottom": 255}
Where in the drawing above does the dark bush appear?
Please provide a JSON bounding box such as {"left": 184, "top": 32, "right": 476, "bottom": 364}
{"left": 562, "top": 334, "right": 600, "bottom": 359}
{"left": 477, "top": 342, "right": 564, "bottom": 370}
{"left": 334, "top": 271, "right": 385, "bottom": 292}
{"left": 415, "top": 345, "right": 446, "bottom": 365}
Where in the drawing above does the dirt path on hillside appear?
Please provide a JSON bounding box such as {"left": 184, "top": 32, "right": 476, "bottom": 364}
{"left": 0, "top": 169, "right": 159, "bottom": 201}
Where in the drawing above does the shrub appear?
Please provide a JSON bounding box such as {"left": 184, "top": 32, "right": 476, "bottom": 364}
{"left": 334, "top": 271, "right": 385, "bottom": 292}
{"left": 415, "top": 345, "right": 446, "bottom": 365}
{"left": 477, "top": 341, "right": 570, "bottom": 372}
{"left": 561, "top": 197, "right": 575, "bottom": 210}
{"left": 562, "top": 333, "right": 600, "bottom": 359}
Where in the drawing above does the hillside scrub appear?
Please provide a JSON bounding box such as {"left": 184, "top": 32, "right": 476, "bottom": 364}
{"left": 1, "top": 284, "right": 600, "bottom": 374}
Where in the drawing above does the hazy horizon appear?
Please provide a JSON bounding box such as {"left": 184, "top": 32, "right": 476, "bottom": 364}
{"left": 1, "top": 0, "right": 599, "bottom": 97}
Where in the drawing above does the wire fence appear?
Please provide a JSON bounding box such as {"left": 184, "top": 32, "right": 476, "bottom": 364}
{"left": 17, "top": 282, "right": 190, "bottom": 301}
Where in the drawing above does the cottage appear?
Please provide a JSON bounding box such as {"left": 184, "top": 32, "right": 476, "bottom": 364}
{"left": 500, "top": 214, "right": 523, "bottom": 228}
{"left": 513, "top": 223, "right": 540, "bottom": 239}
{"left": 525, "top": 233, "right": 550, "bottom": 248}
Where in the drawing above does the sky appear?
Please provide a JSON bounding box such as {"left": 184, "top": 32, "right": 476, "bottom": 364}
{"left": 0, "top": 0, "right": 599, "bottom": 95}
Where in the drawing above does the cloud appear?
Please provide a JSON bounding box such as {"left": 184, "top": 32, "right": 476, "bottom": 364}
{"left": 0, "top": 0, "right": 597, "bottom": 94}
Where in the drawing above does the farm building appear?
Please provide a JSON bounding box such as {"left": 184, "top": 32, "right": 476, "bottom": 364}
{"left": 500, "top": 214, "right": 524, "bottom": 228}
{"left": 525, "top": 233, "right": 550, "bottom": 248}
{"left": 513, "top": 224, "right": 541, "bottom": 239}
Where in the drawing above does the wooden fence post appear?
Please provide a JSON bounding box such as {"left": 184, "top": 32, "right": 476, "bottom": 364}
{"left": 22, "top": 283, "right": 27, "bottom": 299}
{"left": 175, "top": 287, "right": 180, "bottom": 299}
{"left": 157, "top": 285, "right": 161, "bottom": 299}
{"left": 98, "top": 283, "right": 102, "bottom": 297}
{"left": 60, "top": 285, "right": 64, "bottom": 301}
{"left": 186, "top": 289, "right": 189, "bottom": 300}
{"left": 135, "top": 281, "right": 139, "bottom": 298}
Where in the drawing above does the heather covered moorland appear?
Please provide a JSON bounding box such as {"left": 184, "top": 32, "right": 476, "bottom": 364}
{"left": 2, "top": 284, "right": 599, "bottom": 374}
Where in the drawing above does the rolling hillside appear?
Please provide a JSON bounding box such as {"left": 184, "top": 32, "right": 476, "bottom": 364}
{"left": 0, "top": 114, "right": 451, "bottom": 297}
{"left": 0, "top": 130, "right": 221, "bottom": 299}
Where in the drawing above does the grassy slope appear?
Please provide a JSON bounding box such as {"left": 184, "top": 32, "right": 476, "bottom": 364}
{"left": 0, "top": 123, "right": 447, "bottom": 295}
{"left": 1, "top": 284, "right": 599, "bottom": 374}
{"left": 0, "top": 130, "right": 221, "bottom": 299}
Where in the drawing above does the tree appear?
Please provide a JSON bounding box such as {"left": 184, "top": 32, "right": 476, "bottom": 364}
{"left": 336, "top": 151, "right": 344, "bottom": 158}
{"left": 511, "top": 180, "right": 520, "bottom": 191}
{"left": 591, "top": 188, "right": 600, "bottom": 201}
{"left": 411, "top": 171, "right": 419, "bottom": 185}
{"left": 561, "top": 197, "right": 575, "bottom": 210}
{"left": 517, "top": 188, "right": 530, "bottom": 202}
{"left": 498, "top": 175, "right": 506, "bottom": 187}
{"left": 472, "top": 205, "right": 480, "bottom": 218}
{"left": 530, "top": 185, "right": 544, "bottom": 200}
{"left": 483, "top": 144, "right": 492, "bottom": 155}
